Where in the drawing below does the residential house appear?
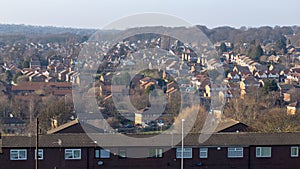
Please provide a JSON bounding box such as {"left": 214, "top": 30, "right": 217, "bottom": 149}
{"left": 240, "top": 76, "right": 260, "bottom": 90}
{"left": 278, "top": 84, "right": 295, "bottom": 96}
{"left": 100, "top": 73, "right": 114, "bottom": 85}
{"left": 58, "top": 70, "right": 69, "bottom": 81}
{"left": 286, "top": 68, "right": 300, "bottom": 84}
{"left": 46, "top": 119, "right": 104, "bottom": 134}
{"left": 240, "top": 76, "right": 261, "bottom": 98}
{"left": 1, "top": 117, "right": 26, "bottom": 135}
{"left": 139, "top": 77, "right": 157, "bottom": 89}
{"left": 99, "top": 85, "right": 125, "bottom": 97}
{"left": 69, "top": 72, "right": 80, "bottom": 85}
{"left": 214, "top": 118, "right": 250, "bottom": 133}
{"left": 267, "top": 55, "right": 280, "bottom": 63}
{"left": 45, "top": 77, "right": 55, "bottom": 83}
{"left": 31, "top": 74, "right": 47, "bottom": 82}
{"left": 190, "top": 77, "right": 202, "bottom": 89}
{"left": 280, "top": 69, "right": 290, "bottom": 82}
{"left": 268, "top": 70, "right": 280, "bottom": 79}
{"left": 227, "top": 71, "right": 241, "bottom": 81}
{"left": 233, "top": 65, "right": 251, "bottom": 77}
{"left": 254, "top": 71, "right": 268, "bottom": 79}
{"left": 2, "top": 133, "right": 300, "bottom": 169}
{"left": 29, "top": 59, "right": 41, "bottom": 70}
{"left": 287, "top": 101, "right": 300, "bottom": 115}
{"left": 206, "top": 58, "right": 222, "bottom": 70}
{"left": 283, "top": 88, "right": 300, "bottom": 102}
{"left": 204, "top": 84, "right": 227, "bottom": 100}
{"left": 166, "top": 81, "right": 179, "bottom": 97}
{"left": 12, "top": 82, "right": 72, "bottom": 97}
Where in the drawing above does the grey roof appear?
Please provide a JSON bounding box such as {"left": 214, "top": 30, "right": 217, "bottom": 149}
{"left": 3, "top": 132, "right": 300, "bottom": 148}
{"left": 47, "top": 119, "right": 79, "bottom": 134}
{"left": 214, "top": 119, "right": 245, "bottom": 132}
{"left": 1, "top": 117, "right": 25, "bottom": 124}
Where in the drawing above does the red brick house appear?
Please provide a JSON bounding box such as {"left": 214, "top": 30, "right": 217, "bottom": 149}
{"left": 1, "top": 132, "right": 300, "bottom": 169}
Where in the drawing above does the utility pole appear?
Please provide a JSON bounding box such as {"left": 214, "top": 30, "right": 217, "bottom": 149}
{"left": 181, "top": 119, "right": 185, "bottom": 169}
{"left": 35, "top": 118, "right": 39, "bottom": 169}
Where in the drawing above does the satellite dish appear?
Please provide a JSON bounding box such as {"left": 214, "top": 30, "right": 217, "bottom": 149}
{"left": 97, "top": 161, "right": 104, "bottom": 166}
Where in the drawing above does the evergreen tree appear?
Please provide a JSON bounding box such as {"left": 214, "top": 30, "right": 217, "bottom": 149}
{"left": 275, "top": 37, "right": 287, "bottom": 54}
{"left": 219, "top": 42, "right": 227, "bottom": 53}
{"left": 248, "top": 43, "right": 264, "bottom": 61}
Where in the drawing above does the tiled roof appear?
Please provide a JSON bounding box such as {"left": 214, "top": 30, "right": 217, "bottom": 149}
{"left": 244, "top": 76, "right": 259, "bottom": 84}
{"left": 288, "top": 101, "right": 300, "bottom": 108}
{"left": 1, "top": 117, "right": 25, "bottom": 125}
{"left": 214, "top": 119, "right": 243, "bottom": 132}
{"left": 52, "top": 89, "right": 72, "bottom": 96}
{"left": 12, "top": 82, "right": 72, "bottom": 92}
{"left": 47, "top": 119, "right": 79, "bottom": 134}
{"left": 286, "top": 88, "right": 300, "bottom": 94}
{"left": 3, "top": 132, "right": 300, "bottom": 148}
{"left": 279, "top": 84, "right": 294, "bottom": 91}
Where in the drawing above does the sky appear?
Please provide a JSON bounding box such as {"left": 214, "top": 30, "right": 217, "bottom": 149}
{"left": 0, "top": 0, "right": 299, "bottom": 29}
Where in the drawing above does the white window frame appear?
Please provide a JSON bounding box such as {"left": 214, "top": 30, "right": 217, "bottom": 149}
{"left": 199, "top": 148, "right": 208, "bottom": 158}
{"left": 149, "top": 148, "right": 163, "bottom": 158}
{"left": 100, "top": 149, "right": 110, "bottom": 158}
{"left": 228, "top": 147, "right": 243, "bottom": 158}
{"left": 10, "top": 149, "right": 27, "bottom": 160}
{"left": 34, "top": 149, "right": 44, "bottom": 160}
{"left": 256, "top": 147, "right": 271, "bottom": 158}
{"left": 176, "top": 148, "right": 192, "bottom": 159}
{"left": 291, "top": 147, "right": 299, "bottom": 157}
{"left": 65, "top": 149, "right": 81, "bottom": 160}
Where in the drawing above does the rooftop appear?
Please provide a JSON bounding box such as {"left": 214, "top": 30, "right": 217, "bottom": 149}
{"left": 3, "top": 132, "right": 300, "bottom": 148}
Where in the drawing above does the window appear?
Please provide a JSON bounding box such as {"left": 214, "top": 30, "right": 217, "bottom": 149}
{"left": 119, "top": 149, "right": 127, "bottom": 158}
{"left": 95, "top": 149, "right": 111, "bottom": 158}
{"left": 256, "top": 147, "right": 271, "bottom": 158}
{"left": 149, "top": 148, "right": 163, "bottom": 158}
{"left": 176, "top": 148, "right": 192, "bottom": 159}
{"left": 95, "top": 149, "right": 100, "bottom": 159}
{"left": 100, "top": 149, "right": 110, "bottom": 158}
{"left": 228, "top": 147, "right": 243, "bottom": 158}
{"left": 291, "top": 147, "right": 299, "bottom": 157}
{"left": 10, "top": 149, "right": 27, "bottom": 160}
{"left": 199, "top": 148, "right": 208, "bottom": 158}
{"left": 34, "top": 149, "right": 44, "bottom": 160}
{"left": 65, "top": 149, "right": 81, "bottom": 160}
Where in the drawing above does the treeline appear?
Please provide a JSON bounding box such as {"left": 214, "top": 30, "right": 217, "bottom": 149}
{"left": 197, "top": 25, "right": 299, "bottom": 45}
{"left": 0, "top": 24, "right": 96, "bottom": 35}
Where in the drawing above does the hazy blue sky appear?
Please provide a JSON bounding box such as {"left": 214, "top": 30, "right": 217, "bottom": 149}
{"left": 0, "top": 0, "right": 299, "bottom": 29}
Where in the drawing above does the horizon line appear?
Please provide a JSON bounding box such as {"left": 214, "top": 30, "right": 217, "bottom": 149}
{"left": 0, "top": 22, "right": 299, "bottom": 31}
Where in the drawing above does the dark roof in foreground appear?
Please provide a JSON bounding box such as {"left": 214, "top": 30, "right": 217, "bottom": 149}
{"left": 2, "top": 132, "right": 300, "bottom": 148}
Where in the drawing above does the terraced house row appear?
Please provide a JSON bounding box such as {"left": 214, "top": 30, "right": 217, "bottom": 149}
{"left": 1, "top": 132, "right": 300, "bottom": 169}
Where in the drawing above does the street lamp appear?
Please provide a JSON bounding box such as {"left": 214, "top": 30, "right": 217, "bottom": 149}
{"left": 35, "top": 118, "right": 39, "bottom": 169}
{"left": 181, "top": 119, "right": 185, "bottom": 169}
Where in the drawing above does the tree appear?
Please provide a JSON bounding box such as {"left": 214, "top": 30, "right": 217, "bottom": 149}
{"left": 262, "top": 79, "right": 278, "bottom": 94}
{"left": 12, "top": 71, "right": 23, "bottom": 83}
{"left": 38, "top": 95, "right": 74, "bottom": 133}
{"left": 253, "top": 108, "right": 296, "bottom": 132}
{"left": 270, "top": 80, "right": 279, "bottom": 91}
{"left": 248, "top": 43, "right": 264, "bottom": 61}
{"left": 16, "top": 75, "right": 29, "bottom": 83}
{"left": 219, "top": 42, "right": 227, "bottom": 53}
{"left": 21, "top": 59, "right": 30, "bottom": 68}
{"left": 275, "top": 37, "right": 287, "bottom": 54}
{"left": 145, "top": 84, "right": 155, "bottom": 94}
{"left": 5, "top": 70, "right": 12, "bottom": 83}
